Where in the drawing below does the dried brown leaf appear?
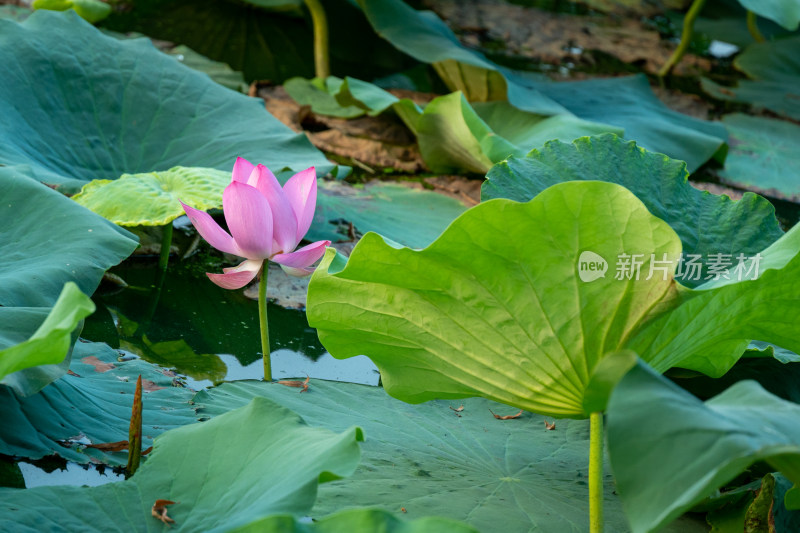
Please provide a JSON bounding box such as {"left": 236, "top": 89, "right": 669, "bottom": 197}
{"left": 489, "top": 409, "right": 524, "bottom": 420}
{"left": 152, "top": 499, "right": 176, "bottom": 525}
{"left": 544, "top": 420, "right": 556, "bottom": 430}
{"left": 278, "top": 375, "right": 309, "bottom": 393}
{"left": 85, "top": 440, "right": 129, "bottom": 452}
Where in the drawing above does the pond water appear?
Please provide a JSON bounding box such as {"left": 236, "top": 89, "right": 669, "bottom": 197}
{"left": 82, "top": 258, "right": 380, "bottom": 389}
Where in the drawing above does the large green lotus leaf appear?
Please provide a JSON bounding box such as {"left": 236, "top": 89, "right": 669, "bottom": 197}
{"left": 193, "top": 380, "right": 708, "bottom": 533}
{"left": 0, "top": 167, "right": 138, "bottom": 308}
{"left": 717, "top": 114, "right": 800, "bottom": 202}
{"left": 355, "top": 0, "right": 726, "bottom": 171}
{"left": 606, "top": 361, "right": 800, "bottom": 533}
{"left": 102, "top": 0, "right": 415, "bottom": 83}
{"left": 481, "top": 135, "right": 783, "bottom": 287}
{"left": 702, "top": 36, "right": 800, "bottom": 121}
{"left": 308, "top": 179, "right": 800, "bottom": 417}
{"left": 0, "top": 341, "right": 196, "bottom": 465}
{"left": 0, "top": 283, "right": 93, "bottom": 388}
{"left": 309, "top": 181, "right": 468, "bottom": 248}
{"left": 0, "top": 11, "right": 335, "bottom": 193}
{"left": 738, "top": 0, "right": 800, "bottom": 30}
{"left": 233, "top": 509, "right": 478, "bottom": 533}
{"left": 72, "top": 167, "right": 230, "bottom": 226}
{"left": 0, "top": 397, "right": 363, "bottom": 532}
{"left": 308, "top": 181, "right": 683, "bottom": 417}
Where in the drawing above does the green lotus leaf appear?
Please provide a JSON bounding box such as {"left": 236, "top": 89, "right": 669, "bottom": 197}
{"left": 0, "top": 11, "right": 336, "bottom": 194}
{"left": 308, "top": 179, "right": 800, "bottom": 418}
{"left": 738, "top": 0, "right": 800, "bottom": 30}
{"left": 482, "top": 135, "right": 783, "bottom": 287}
{"left": 72, "top": 167, "right": 230, "bottom": 226}
{"left": 102, "top": 0, "right": 414, "bottom": 83}
{"left": 0, "top": 341, "right": 196, "bottom": 464}
{"left": 0, "top": 283, "right": 93, "bottom": 386}
{"left": 717, "top": 113, "right": 800, "bottom": 202}
{"left": 232, "top": 508, "right": 478, "bottom": 533}
{"left": 0, "top": 396, "right": 363, "bottom": 532}
{"left": 32, "top": 0, "right": 111, "bottom": 23}
{"left": 193, "top": 380, "right": 708, "bottom": 533}
{"left": 607, "top": 361, "right": 800, "bottom": 533}
{"left": 702, "top": 36, "right": 800, "bottom": 121}
{"left": 355, "top": 0, "right": 726, "bottom": 171}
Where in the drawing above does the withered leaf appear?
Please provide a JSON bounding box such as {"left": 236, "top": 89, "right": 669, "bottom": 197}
{"left": 81, "top": 356, "right": 115, "bottom": 373}
{"left": 152, "top": 499, "right": 176, "bottom": 525}
{"left": 142, "top": 446, "right": 153, "bottom": 456}
{"left": 489, "top": 409, "right": 524, "bottom": 420}
{"left": 544, "top": 420, "right": 556, "bottom": 430}
{"left": 67, "top": 370, "right": 81, "bottom": 377}
{"left": 85, "top": 440, "right": 128, "bottom": 452}
{"left": 278, "top": 375, "right": 309, "bottom": 393}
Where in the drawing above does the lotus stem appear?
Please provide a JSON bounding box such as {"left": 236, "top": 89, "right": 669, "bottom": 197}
{"left": 747, "top": 11, "right": 766, "bottom": 43}
{"left": 125, "top": 375, "right": 143, "bottom": 477}
{"left": 159, "top": 222, "right": 173, "bottom": 271}
{"left": 657, "top": 0, "right": 707, "bottom": 79}
{"left": 258, "top": 263, "right": 272, "bottom": 381}
{"left": 589, "top": 411, "right": 604, "bottom": 533}
{"left": 304, "top": 0, "right": 330, "bottom": 79}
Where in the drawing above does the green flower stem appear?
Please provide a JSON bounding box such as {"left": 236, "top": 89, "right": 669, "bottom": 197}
{"left": 657, "top": 0, "right": 707, "bottom": 78}
{"left": 747, "top": 11, "right": 766, "bottom": 43}
{"left": 259, "top": 263, "right": 272, "bottom": 381}
{"left": 304, "top": 0, "right": 330, "bottom": 79}
{"left": 589, "top": 411, "right": 604, "bottom": 533}
{"left": 159, "top": 222, "right": 173, "bottom": 271}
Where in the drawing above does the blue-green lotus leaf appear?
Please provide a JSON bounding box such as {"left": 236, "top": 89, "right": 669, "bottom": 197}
{"left": 718, "top": 113, "right": 800, "bottom": 202}
{"left": 0, "top": 167, "right": 137, "bottom": 394}
{"left": 0, "top": 10, "right": 335, "bottom": 194}
{"left": 0, "top": 341, "right": 196, "bottom": 464}
{"left": 702, "top": 36, "right": 800, "bottom": 121}
{"left": 194, "top": 380, "right": 708, "bottom": 533}
{"left": 0, "top": 395, "right": 363, "bottom": 532}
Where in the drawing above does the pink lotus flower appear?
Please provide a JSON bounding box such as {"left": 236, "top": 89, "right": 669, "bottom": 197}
{"left": 181, "top": 157, "right": 331, "bottom": 290}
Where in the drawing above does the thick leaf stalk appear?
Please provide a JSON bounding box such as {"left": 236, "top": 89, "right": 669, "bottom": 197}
{"left": 304, "top": 0, "right": 330, "bottom": 79}
{"left": 259, "top": 264, "right": 272, "bottom": 381}
{"left": 589, "top": 412, "right": 604, "bottom": 533}
{"left": 126, "top": 375, "right": 143, "bottom": 476}
{"left": 658, "top": 0, "right": 707, "bottom": 78}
